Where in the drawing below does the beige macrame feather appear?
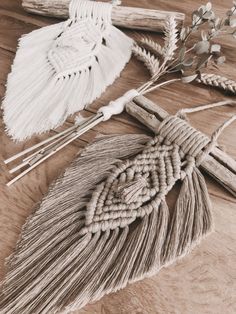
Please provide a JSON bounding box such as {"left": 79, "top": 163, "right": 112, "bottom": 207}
{"left": 2, "top": 0, "right": 133, "bottom": 141}
{"left": 0, "top": 113, "right": 214, "bottom": 313}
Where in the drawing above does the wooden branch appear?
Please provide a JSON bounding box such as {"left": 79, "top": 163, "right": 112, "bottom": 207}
{"left": 22, "top": 0, "right": 185, "bottom": 32}
{"left": 126, "top": 101, "right": 160, "bottom": 133}
{"left": 126, "top": 95, "right": 236, "bottom": 197}
{"left": 201, "top": 156, "right": 236, "bottom": 197}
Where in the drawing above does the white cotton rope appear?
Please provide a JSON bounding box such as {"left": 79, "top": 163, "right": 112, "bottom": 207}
{"left": 99, "top": 89, "right": 139, "bottom": 121}
{"left": 3, "top": 0, "right": 133, "bottom": 141}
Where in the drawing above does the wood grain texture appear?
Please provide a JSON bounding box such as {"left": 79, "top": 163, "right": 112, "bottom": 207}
{"left": 0, "top": 1, "right": 236, "bottom": 314}
{"left": 22, "top": 0, "right": 185, "bottom": 31}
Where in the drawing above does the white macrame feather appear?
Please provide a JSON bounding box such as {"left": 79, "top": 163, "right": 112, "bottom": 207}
{"left": 2, "top": 0, "right": 133, "bottom": 141}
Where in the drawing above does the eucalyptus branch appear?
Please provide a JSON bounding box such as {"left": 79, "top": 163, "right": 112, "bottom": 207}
{"left": 133, "top": 1, "right": 236, "bottom": 95}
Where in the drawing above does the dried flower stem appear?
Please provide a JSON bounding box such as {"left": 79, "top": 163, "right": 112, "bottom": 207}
{"left": 141, "top": 78, "right": 181, "bottom": 94}
{"left": 133, "top": 2, "right": 236, "bottom": 96}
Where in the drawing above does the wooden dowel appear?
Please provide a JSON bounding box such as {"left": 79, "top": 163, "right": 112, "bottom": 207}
{"left": 201, "top": 156, "right": 236, "bottom": 197}
{"left": 126, "top": 101, "right": 160, "bottom": 133}
{"left": 210, "top": 147, "right": 236, "bottom": 175}
{"left": 133, "top": 95, "right": 236, "bottom": 174}
{"left": 134, "top": 96, "right": 168, "bottom": 120}
{"left": 22, "top": 0, "right": 185, "bottom": 32}
{"left": 126, "top": 95, "right": 236, "bottom": 196}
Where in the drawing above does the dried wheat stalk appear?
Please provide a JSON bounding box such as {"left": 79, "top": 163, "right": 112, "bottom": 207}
{"left": 140, "top": 37, "right": 163, "bottom": 57}
{"left": 133, "top": 2, "right": 236, "bottom": 95}
{"left": 197, "top": 73, "right": 236, "bottom": 94}
{"left": 133, "top": 16, "right": 180, "bottom": 95}
{"left": 162, "top": 16, "right": 178, "bottom": 61}
{"left": 132, "top": 45, "right": 160, "bottom": 77}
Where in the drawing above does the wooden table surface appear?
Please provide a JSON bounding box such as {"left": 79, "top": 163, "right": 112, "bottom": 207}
{"left": 0, "top": 1, "right": 236, "bottom": 313}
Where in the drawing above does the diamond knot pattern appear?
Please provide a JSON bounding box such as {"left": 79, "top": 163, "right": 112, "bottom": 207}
{"left": 48, "top": 19, "right": 103, "bottom": 75}
{"left": 84, "top": 140, "right": 182, "bottom": 233}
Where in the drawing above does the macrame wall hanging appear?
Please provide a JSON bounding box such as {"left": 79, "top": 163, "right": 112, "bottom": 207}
{"left": 5, "top": 1, "right": 236, "bottom": 186}
{"left": 1, "top": 2, "right": 235, "bottom": 313}
{"left": 2, "top": 0, "right": 133, "bottom": 141}
{"left": 0, "top": 97, "right": 235, "bottom": 313}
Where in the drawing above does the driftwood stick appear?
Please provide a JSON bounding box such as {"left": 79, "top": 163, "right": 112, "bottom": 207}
{"left": 126, "top": 101, "right": 160, "bottom": 133}
{"left": 133, "top": 95, "right": 236, "bottom": 174}
{"left": 22, "top": 0, "right": 185, "bottom": 32}
{"left": 134, "top": 96, "right": 168, "bottom": 120}
{"left": 126, "top": 95, "right": 236, "bottom": 196}
{"left": 201, "top": 157, "right": 236, "bottom": 197}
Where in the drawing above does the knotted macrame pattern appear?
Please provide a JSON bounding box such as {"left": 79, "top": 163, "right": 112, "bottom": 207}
{"left": 2, "top": 0, "right": 133, "bottom": 140}
{"left": 1, "top": 105, "right": 235, "bottom": 314}
{"left": 83, "top": 115, "right": 211, "bottom": 234}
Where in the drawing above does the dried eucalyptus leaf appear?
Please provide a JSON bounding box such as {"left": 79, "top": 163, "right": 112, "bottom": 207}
{"left": 180, "top": 28, "right": 187, "bottom": 41}
{"left": 210, "top": 29, "right": 220, "bottom": 38}
{"left": 192, "top": 13, "right": 202, "bottom": 26}
{"left": 179, "top": 46, "right": 186, "bottom": 62}
{"left": 183, "top": 57, "right": 194, "bottom": 67}
{"left": 226, "top": 9, "right": 233, "bottom": 16}
{"left": 198, "top": 7, "right": 204, "bottom": 17}
{"left": 206, "top": 2, "right": 212, "bottom": 11}
{"left": 217, "top": 56, "right": 226, "bottom": 64}
{"left": 230, "top": 17, "right": 236, "bottom": 27}
{"left": 196, "top": 54, "right": 211, "bottom": 70}
{"left": 208, "top": 20, "right": 215, "bottom": 28}
{"left": 225, "top": 17, "right": 230, "bottom": 26}
{"left": 182, "top": 74, "right": 198, "bottom": 83}
{"left": 201, "top": 30, "right": 208, "bottom": 40}
{"left": 211, "top": 44, "right": 221, "bottom": 53}
{"left": 192, "top": 10, "right": 200, "bottom": 18}
{"left": 214, "top": 17, "right": 221, "bottom": 27}
{"left": 194, "top": 40, "right": 210, "bottom": 54}
{"left": 203, "top": 11, "right": 215, "bottom": 20}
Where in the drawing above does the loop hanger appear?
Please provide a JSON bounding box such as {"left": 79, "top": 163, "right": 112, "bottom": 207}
{"left": 176, "top": 99, "right": 236, "bottom": 165}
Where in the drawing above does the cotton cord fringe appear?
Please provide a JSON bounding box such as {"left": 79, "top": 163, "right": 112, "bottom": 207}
{"left": 2, "top": 0, "right": 133, "bottom": 141}
{"left": 4, "top": 101, "right": 236, "bottom": 313}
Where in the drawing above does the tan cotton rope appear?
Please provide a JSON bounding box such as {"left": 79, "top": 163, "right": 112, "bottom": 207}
{"left": 1, "top": 99, "right": 234, "bottom": 314}
{"left": 83, "top": 100, "right": 236, "bottom": 234}
{"left": 178, "top": 99, "right": 236, "bottom": 166}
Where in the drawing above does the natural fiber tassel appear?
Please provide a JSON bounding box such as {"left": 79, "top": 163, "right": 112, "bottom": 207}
{"left": 162, "top": 167, "right": 213, "bottom": 263}
{"left": 2, "top": 0, "right": 133, "bottom": 141}
{"left": 0, "top": 111, "right": 217, "bottom": 313}
{"left": 0, "top": 134, "right": 150, "bottom": 314}
{"left": 116, "top": 176, "right": 147, "bottom": 203}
